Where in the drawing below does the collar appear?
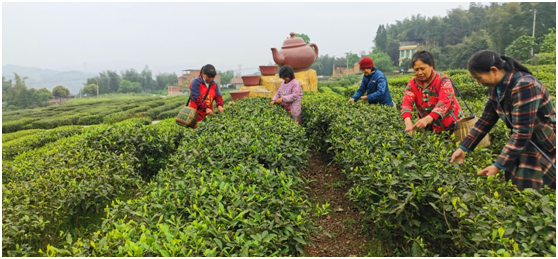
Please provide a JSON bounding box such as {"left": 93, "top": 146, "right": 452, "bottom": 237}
{"left": 495, "top": 71, "right": 511, "bottom": 102}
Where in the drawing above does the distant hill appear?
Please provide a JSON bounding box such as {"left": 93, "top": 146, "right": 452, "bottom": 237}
{"left": 2, "top": 64, "right": 96, "bottom": 95}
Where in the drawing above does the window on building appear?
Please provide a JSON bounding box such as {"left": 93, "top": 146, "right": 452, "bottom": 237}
{"left": 400, "top": 50, "right": 404, "bottom": 59}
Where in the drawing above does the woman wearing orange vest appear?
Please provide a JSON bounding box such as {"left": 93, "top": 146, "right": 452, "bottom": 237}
{"left": 189, "top": 64, "right": 224, "bottom": 128}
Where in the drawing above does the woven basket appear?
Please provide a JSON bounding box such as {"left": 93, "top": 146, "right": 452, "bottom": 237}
{"left": 175, "top": 106, "right": 197, "bottom": 128}
{"left": 454, "top": 116, "right": 491, "bottom": 148}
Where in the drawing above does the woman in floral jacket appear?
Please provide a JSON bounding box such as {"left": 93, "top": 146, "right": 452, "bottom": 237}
{"left": 401, "top": 51, "right": 464, "bottom": 133}
{"left": 271, "top": 65, "right": 303, "bottom": 125}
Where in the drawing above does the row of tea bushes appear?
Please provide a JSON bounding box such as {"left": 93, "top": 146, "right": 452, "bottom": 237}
{"left": 2, "top": 96, "right": 188, "bottom": 133}
{"left": 1, "top": 128, "right": 43, "bottom": 143}
{"left": 301, "top": 93, "right": 555, "bottom": 257}
{"left": 44, "top": 98, "right": 315, "bottom": 257}
{"left": 2, "top": 125, "right": 85, "bottom": 161}
{"left": 2, "top": 117, "right": 155, "bottom": 256}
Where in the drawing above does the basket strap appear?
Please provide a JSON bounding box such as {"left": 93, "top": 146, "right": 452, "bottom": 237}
{"left": 186, "top": 82, "right": 212, "bottom": 107}
{"left": 450, "top": 79, "right": 475, "bottom": 118}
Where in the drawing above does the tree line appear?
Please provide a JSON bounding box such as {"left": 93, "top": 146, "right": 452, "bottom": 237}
{"left": 2, "top": 74, "right": 73, "bottom": 111}
{"left": 373, "top": 2, "right": 556, "bottom": 70}
{"left": 304, "top": 2, "right": 556, "bottom": 76}
{"left": 83, "top": 66, "right": 179, "bottom": 96}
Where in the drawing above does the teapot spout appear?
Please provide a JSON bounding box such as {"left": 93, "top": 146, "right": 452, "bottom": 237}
{"left": 271, "top": 48, "right": 285, "bottom": 66}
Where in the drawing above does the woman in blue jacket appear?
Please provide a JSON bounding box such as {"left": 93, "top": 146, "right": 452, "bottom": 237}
{"left": 348, "top": 57, "right": 394, "bottom": 107}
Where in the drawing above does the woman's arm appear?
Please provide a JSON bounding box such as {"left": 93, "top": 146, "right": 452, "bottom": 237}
{"left": 401, "top": 82, "right": 416, "bottom": 120}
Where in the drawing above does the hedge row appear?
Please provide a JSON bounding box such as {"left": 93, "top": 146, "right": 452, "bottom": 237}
{"left": 301, "top": 93, "right": 555, "bottom": 257}
{"left": 43, "top": 98, "right": 315, "bottom": 257}
{"left": 2, "top": 117, "right": 155, "bottom": 256}
{"left": 2, "top": 125, "right": 85, "bottom": 162}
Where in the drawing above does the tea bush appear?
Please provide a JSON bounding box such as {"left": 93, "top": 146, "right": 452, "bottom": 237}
{"left": 301, "top": 94, "right": 556, "bottom": 256}
{"left": 2, "top": 125, "right": 84, "bottom": 161}
{"left": 4, "top": 98, "right": 315, "bottom": 257}
{"left": 2, "top": 117, "right": 152, "bottom": 256}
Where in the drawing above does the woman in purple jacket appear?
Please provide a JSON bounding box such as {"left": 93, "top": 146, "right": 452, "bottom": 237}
{"left": 270, "top": 65, "right": 303, "bottom": 125}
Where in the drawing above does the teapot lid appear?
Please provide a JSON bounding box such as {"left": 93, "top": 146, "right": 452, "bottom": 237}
{"left": 282, "top": 32, "right": 306, "bottom": 49}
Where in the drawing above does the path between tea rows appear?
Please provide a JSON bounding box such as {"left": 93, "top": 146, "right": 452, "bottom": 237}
{"left": 302, "top": 152, "right": 388, "bottom": 257}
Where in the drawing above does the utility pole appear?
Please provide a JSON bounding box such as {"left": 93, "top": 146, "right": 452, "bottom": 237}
{"left": 531, "top": 9, "right": 537, "bottom": 58}
{"left": 344, "top": 52, "right": 350, "bottom": 76}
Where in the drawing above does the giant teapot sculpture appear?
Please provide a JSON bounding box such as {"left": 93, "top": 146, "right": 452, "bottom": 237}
{"left": 271, "top": 32, "right": 319, "bottom": 72}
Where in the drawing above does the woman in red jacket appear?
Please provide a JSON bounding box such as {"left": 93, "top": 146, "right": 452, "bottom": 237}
{"left": 401, "top": 51, "right": 464, "bottom": 133}
{"left": 189, "top": 64, "right": 224, "bottom": 128}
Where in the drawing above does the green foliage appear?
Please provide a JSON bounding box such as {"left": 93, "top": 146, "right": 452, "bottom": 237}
{"left": 295, "top": 33, "right": 310, "bottom": 44}
{"left": 52, "top": 85, "right": 70, "bottom": 98}
{"left": 376, "top": 2, "right": 556, "bottom": 70}
{"left": 118, "top": 79, "right": 142, "bottom": 94}
{"left": 2, "top": 125, "right": 84, "bottom": 161}
{"left": 539, "top": 28, "right": 556, "bottom": 53}
{"left": 219, "top": 70, "right": 234, "bottom": 85}
{"left": 2, "top": 128, "right": 43, "bottom": 143}
{"left": 82, "top": 84, "right": 98, "bottom": 96}
{"left": 156, "top": 72, "right": 179, "bottom": 90}
{"left": 399, "top": 58, "right": 411, "bottom": 70}
{"left": 4, "top": 98, "right": 315, "bottom": 257}
{"left": 370, "top": 49, "right": 395, "bottom": 73}
{"left": 301, "top": 90, "right": 556, "bottom": 257}
{"left": 505, "top": 35, "right": 536, "bottom": 61}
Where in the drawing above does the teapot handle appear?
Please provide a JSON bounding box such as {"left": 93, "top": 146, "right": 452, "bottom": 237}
{"left": 309, "top": 43, "right": 319, "bottom": 62}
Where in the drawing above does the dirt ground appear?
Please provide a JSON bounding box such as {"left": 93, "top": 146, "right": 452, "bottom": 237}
{"left": 301, "top": 152, "right": 391, "bottom": 257}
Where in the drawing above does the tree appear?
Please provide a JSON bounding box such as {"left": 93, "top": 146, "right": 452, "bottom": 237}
{"left": 447, "top": 30, "right": 490, "bottom": 69}
{"left": 32, "top": 88, "right": 51, "bottom": 107}
{"left": 118, "top": 80, "right": 142, "bottom": 94}
{"left": 505, "top": 35, "right": 536, "bottom": 61}
{"left": 156, "top": 72, "right": 178, "bottom": 90}
{"left": 82, "top": 84, "right": 98, "bottom": 96}
{"left": 9, "top": 74, "right": 32, "bottom": 108}
{"left": 369, "top": 50, "right": 395, "bottom": 73}
{"left": 2, "top": 76, "right": 12, "bottom": 102}
{"left": 295, "top": 33, "right": 310, "bottom": 44}
{"left": 538, "top": 28, "right": 556, "bottom": 53}
{"left": 374, "top": 25, "right": 388, "bottom": 52}
{"left": 348, "top": 53, "right": 360, "bottom": 66}
{"left": 140, "top": 65, "right": 156, "bottom": 92}
{"left": 219, "top": 70, "right": 234, "bottom": 85}
{"left": 52, "top": 85, "right": 70, "bottom": 98}
{"left": 399, "top": 58, "right": 411, "bottom": 70}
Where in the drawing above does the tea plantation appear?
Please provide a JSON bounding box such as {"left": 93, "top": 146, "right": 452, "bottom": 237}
{"left": 1, "top": 67, "right": 556, "bottom": 256}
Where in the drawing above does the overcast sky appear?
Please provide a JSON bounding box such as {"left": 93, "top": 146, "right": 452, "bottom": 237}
{"left": 3, "top": 1, "right": 473, "bottom": 75}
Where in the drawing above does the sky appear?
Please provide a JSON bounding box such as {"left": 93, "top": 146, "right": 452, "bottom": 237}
{"left": 2, "top": 1, "right": 474, "bottom": 76}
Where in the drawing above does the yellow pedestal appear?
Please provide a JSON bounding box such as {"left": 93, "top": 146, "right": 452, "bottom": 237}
{"left": 239, "top": 85, "right": 273, "bottom": 98}
{"left": 294, "top": 69, "right": 318, "bottom": 92}
{"left": 238, "top": 69, "right": 318, "bottom": 99}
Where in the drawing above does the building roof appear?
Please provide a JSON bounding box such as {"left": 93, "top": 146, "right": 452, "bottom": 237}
{"left": 230, "top": 77, "right": 243, "bottom": 84}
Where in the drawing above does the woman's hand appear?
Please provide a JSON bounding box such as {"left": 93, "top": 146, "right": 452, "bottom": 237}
{"left": 205, "top": 108, "right": 213, "bottom": 116}
{"left": 348, "top": 98, "right": 355, "bottom": 103}
{"left": 404, "top": 118, "right": 414, "bottom": 133}
{"left": 413, "top": 115, "right": 434, "bottom": 129}
{"left": 450, "top": 148, "right": 466, "bottom": 163}
{"left": 217, "top": 106, "right": 225, "bottom": 113}
{"left": 270, "top": 100, "right": 275, "bottom": 105}
{"left": 477, "top": 165, "right": 499, "bottom": 176}
{"left": 275, "top": 98, "right": 283, "bottom": 104}
{"left": 360, "top": 96, "right": 368, "bottom": 100}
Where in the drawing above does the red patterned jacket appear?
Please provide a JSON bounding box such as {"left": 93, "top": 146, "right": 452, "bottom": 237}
{"left": 401, "top": 71, "right": 464, "bottom": 133}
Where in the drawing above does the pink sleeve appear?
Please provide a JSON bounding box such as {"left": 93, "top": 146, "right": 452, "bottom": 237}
{"left": 282, "top": 81, "right": 302, "bottom": 103}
